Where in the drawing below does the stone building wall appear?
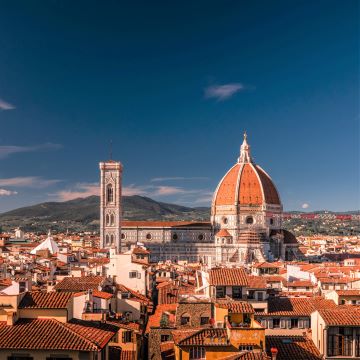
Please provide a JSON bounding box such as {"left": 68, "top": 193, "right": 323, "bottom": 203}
{"left": 175, "top": 301, "right": 212, "bottom": 328}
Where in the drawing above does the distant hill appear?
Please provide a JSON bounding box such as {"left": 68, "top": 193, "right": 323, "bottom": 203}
{"left": 0, "top": 196, "right": 358, "bottom": 234}
{"left": 0, "top": 195, "right": 210, "bottom": 233}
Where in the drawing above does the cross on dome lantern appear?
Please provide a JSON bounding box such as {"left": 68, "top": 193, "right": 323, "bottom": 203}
{"left": 238, "top": 131, "right": 252, "bottom": 163}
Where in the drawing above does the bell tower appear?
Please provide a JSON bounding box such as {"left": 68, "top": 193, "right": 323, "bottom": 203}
{"left": 99, "top": 160, "right": 123, "bottom": 252}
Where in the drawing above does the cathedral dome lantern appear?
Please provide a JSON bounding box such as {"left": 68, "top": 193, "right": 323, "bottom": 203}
{"left": 212, "top": 133, "right": 281, "bottom": 215}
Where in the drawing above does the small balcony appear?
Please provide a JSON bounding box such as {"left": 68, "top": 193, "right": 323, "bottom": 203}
{"left": 82, "top": 309, "right": 109, "bottom": 321}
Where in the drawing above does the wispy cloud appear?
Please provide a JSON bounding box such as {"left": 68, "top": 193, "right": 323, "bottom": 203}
{"left": 152, "top": 186, "right": 194, "bottom": 196}
{"left": 123, "top": 184, "right": 150, "bottom": 196}
{"left": 0, "top": 189, "right": 18, "bottom": 196}
{"left": 302, "top": 203, "right": 310, "bottom": 209}
{"left": 204, "top": 83, "right": 244, "bottom": 101}
{"left": 53, "top": 182, "right": 211, "bottom": 205}
{"left": 0, "top": 143, "right": 62, "bottom": 159}
{"left": 151, "top": 176, "right": 209, "bottom": 182}
{"left": 0, "top": 176, "right": 61, "bottom": 188}
{"left": 55, "top": 182, "right": 99, "bottom": 201}
{"left": 0, "top": 98, "right": 15, "bottom": 110}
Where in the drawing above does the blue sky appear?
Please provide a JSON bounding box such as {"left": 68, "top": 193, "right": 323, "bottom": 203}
{"left": 0, "top": 0, "right": 359, "bottom": 212}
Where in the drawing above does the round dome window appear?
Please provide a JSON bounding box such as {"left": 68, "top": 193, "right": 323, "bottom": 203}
{"left": 198, "top": 234, "right": 204, "bottom": 241}
{"left": 222, "top": 217, "right": 228, "bottom": 224}
{"left": 146, "top": 233, "right": 152, "bottom": 240}
{"left": 172, "top": 233, "right": 178, "bottom": 241}
{"left": 246, "top": 216, "right": 254, "bottom": 224}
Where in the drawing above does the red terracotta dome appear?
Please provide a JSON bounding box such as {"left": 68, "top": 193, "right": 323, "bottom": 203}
{"left": 212, "top": 134, "right": 281, "bottom": 207}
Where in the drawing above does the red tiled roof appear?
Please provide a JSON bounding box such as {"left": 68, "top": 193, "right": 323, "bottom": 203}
{"left": 318, "top": 277, "right": 353, "bottom": 284}
{"left": 284, "top": 280, "right": 314, "bottom": 288}
{"left": 253, "top": 262, "right": 282, "bottom": 269}
{"left": 54, "top": 276, "right": 105, "bottom": 292}
{"left": 247, "top": 276, "right": 267, "bottom": 289}
{"left": 172, "top": 328, "right": 228, "bottom": 346}
{"left": 0, "top": 318, "right": 116, "bottom": 351}
{"left": 93, "top": 290, "right": 113, "bottom": 299}
{"left": 209, "top": 268, "right": 249, "bottom": 287}
{"left": 19, "top": 291, "right": 73, "bottom": 309}
{"left": 146, "top": 304, "right": 177, "bottom": 333}
{"left": 264, "top": 276, "right": 284, "bottom": 283}
{"left": 318, "top": 307, "right": 360, "bottom": 326}
{"left": 257, "top": 297, "right": 336, "bottom": 316}
{"left": 216, "top": 229, "right": 232, "bottom": 237}
{"left": 117, "top": 284, "right": 150, "bottom": 304}
{"left": 222, "top": 352, "right": 270, "bottom": 360}
{"left": 107, "top": 321, "right": 141, "bottom": 332}
{"left": 216, "top": 300, "right": 255, "bottom": 314}
{"left": 132, "top": 247, "right": 150, "bottom": 255}
{"left": 336, "top": 289, "right": 360, "bottom": 296}
{"left": 266, "top": 336, "right": 322, "bottom": 360}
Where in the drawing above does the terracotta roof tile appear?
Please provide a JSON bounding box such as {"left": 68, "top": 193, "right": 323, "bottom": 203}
{"left": 132, "top": 246, "right": 150, "bottom": 255}
{"left": 146, "top": 304, "right": 177, "bottom": 333}
{"left": 247, "top": 276, "right": 267, "bottom": 289}
{"left": 266, "top": 336, "right": 322, "bottom": 360}
{"left": 172, "top": 328, "right": 228, "bottom": 346}
{"left": 19, "top": 291, "right": 73, "bottom": 309}
{"left": 318, "top": 307, "right": 360, "bottom": 326}
{"left": 54, "top": 276, "right": 105, "bottom": 292}
{"left": 209, "top": 268, "right": 249, "bottom": 287}
{"left": 117, "top": 284, "right": 150, "bottom": 304}
{"left": 216, "top": 300, "right": 255, "bottom": 314}
{"left": 257, "top": 297, "right": 336, "bottom": 316}
{"left": 0, "top": 318, "right": 116, "bottom": 351}
{"left": 216, "top": 229, "right": 232, "bottom": 237}
{"left": 336, "top": 289, "right": 360, "bottom": 296}
{"left": 222, "top": 352, "right": 270, "bottom": 360}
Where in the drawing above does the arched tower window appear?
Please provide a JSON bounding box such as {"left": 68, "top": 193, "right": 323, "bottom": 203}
{"left": 105, "top": 235, "right": 110, "bottom": 244}
{"left": 106, "top": 214, "right": 110, "bottom": 225}
{"left": 107, "top": 184, "right": 114, "bottom": 203}
{"left": 110, "top": 234, "right": 114, "bottom": 244}
{"left": 110, "top": 214, "right": 115, "bottom": 226}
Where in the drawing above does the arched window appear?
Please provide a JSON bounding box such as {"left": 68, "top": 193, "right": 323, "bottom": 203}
{"left": 105, "top": 235, "right": 110, "bottom": 244}
{"left": 106, "top": 214, "right": 110, "bottom": 225}
{"left": 107, "top": 184, "right": 114, "bottom": 203}
{"left": 110, "top": 214, "right": 115, "bottom": 226}
{"left": 110, "top": 234, "right": 114, "bottom": 244}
